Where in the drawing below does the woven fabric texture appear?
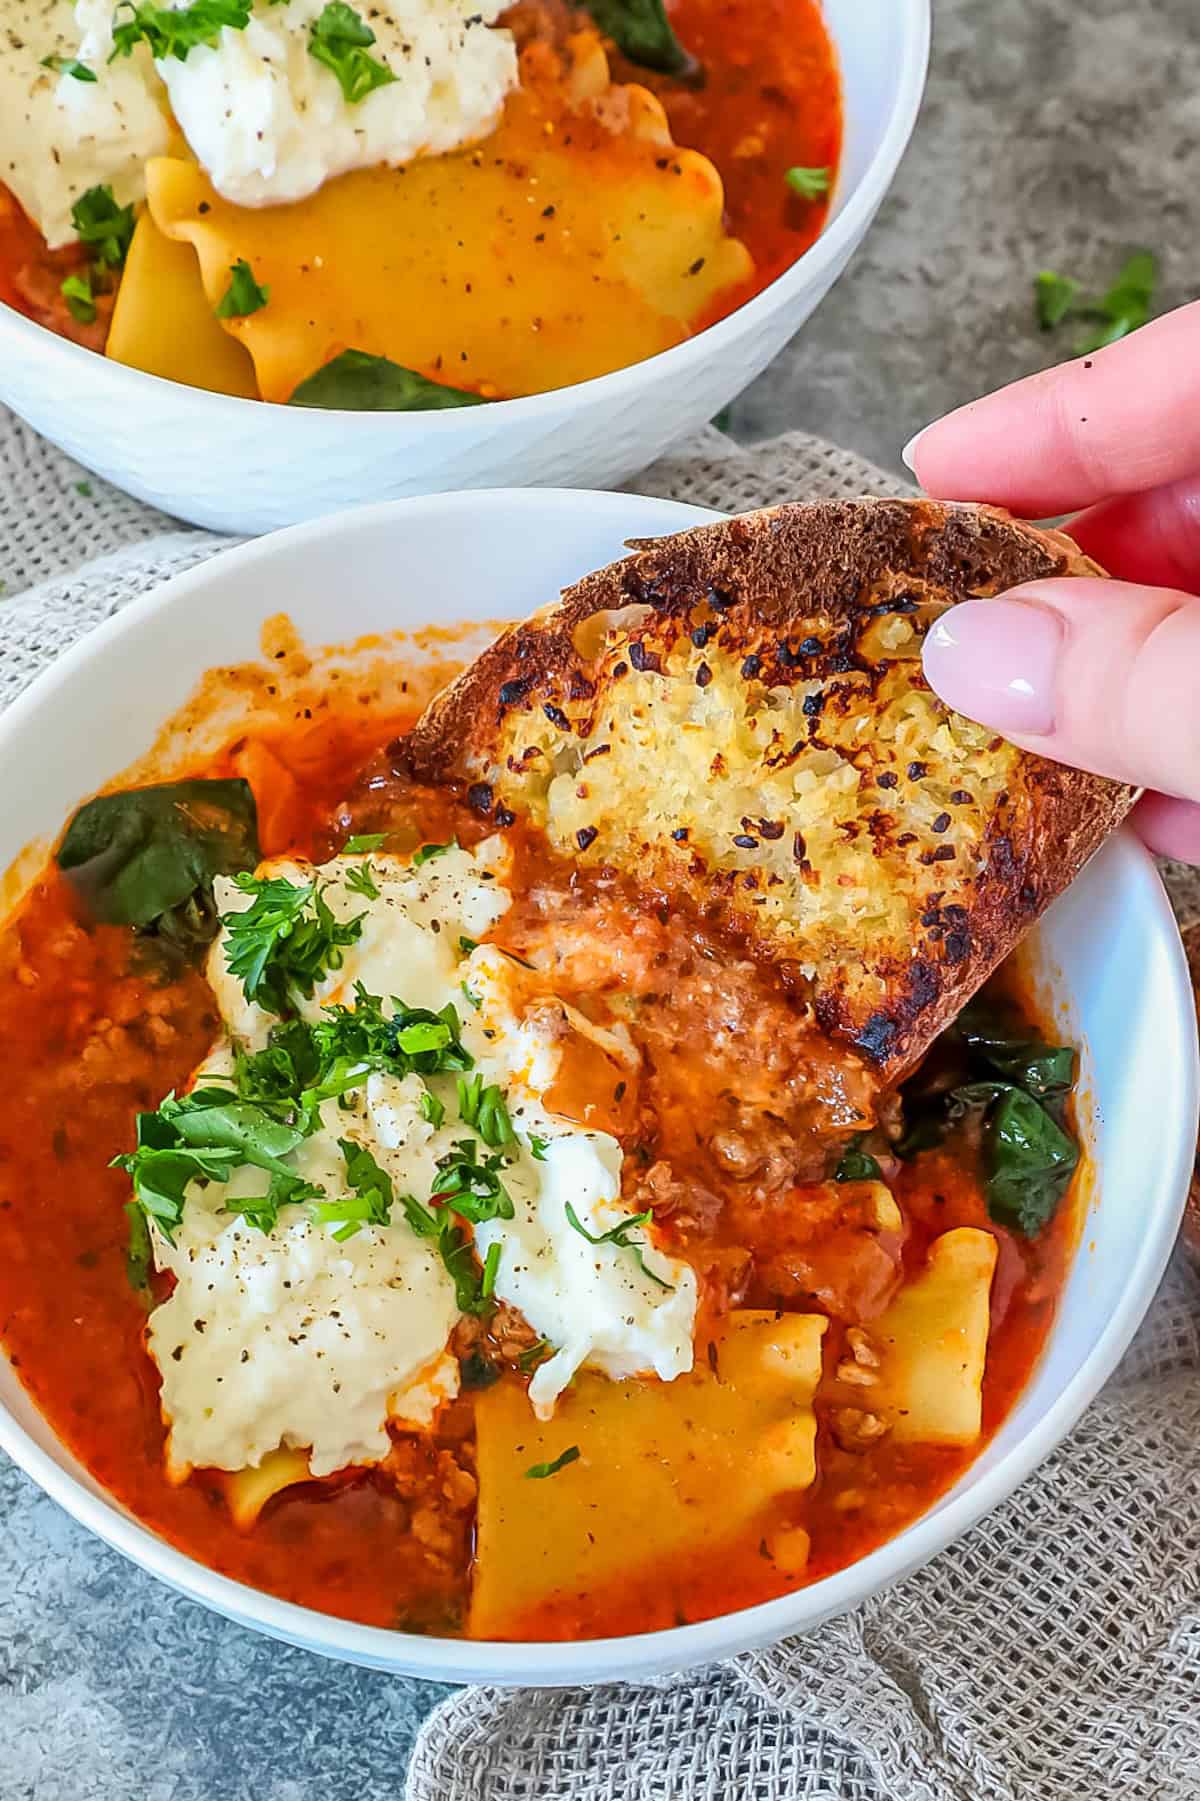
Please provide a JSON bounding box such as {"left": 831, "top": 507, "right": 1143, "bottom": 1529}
{"left": 2, "top": 403, "right": 1198, "bottom": 1801}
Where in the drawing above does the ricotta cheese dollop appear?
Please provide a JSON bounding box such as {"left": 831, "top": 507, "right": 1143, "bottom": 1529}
{"left": 0, "top": 0, "right": 166, "bottom": 248}
{"left": 148, "top": 843, "right": 697, "bottom": 1482}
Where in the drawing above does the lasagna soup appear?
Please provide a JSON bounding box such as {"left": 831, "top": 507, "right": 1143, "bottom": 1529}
{"left": 0, "top": 640, "right": 1083, "bottom": 1640}
{"left": 0, "top": 0, "right": 840, "bottom": 405}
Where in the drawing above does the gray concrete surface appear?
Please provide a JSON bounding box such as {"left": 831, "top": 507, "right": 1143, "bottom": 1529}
{"left": 2, "top": 1, "right": 1196, "bottom": 1796}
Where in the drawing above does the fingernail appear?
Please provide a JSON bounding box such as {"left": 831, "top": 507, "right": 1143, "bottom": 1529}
{"left": 901, "top": 428, "right": 926, "bottom": 474}
{"left": 921, "top": 597, "right": 1062, "bottom": 736}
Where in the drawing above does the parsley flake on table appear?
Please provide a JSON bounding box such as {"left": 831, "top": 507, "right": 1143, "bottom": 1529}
{"left": 215, "top": 258, "right": 270, "bottom": 319}
{"left": 308, "top": 2, "right": 397, "bottom": 104}
{"left": 1033, "top": 250, "right": 1158, "bottom": 354}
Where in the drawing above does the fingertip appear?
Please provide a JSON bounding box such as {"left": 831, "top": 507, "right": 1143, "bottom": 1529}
{"left": 1131, "top": 792, "right": 1200, "bottom": 865}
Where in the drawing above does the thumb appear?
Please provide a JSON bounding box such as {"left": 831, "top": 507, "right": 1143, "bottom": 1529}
{"left": 921, "top": 576, "right": 1200, "bottom": 803}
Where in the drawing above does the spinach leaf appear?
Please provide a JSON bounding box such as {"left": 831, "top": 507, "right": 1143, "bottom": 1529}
{"left": 835, "top": 1137, "right": 881, "bottom": 1182}
{"left": 288, "top": 351, "right": 488, "bottom": 412}
{"left": 57, "top": 780, "right": 259, "bottom": 949}
{"left": 956, "top": 1001, "right": 1075, "bottom": 1100}
{"left": 581, "top": 0, "right": 700, "bottom": 79}
{"left": 983, "top": 1088, "right": 1078, "bottom": 1237}
{"left": 895, "top": 992, "right": 1081, "bottom": 1237}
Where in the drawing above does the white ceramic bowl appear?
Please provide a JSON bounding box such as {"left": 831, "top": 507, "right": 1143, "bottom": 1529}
{"left": 0, "top": 488, "right": 1194, "bottom": 1684}
{"left": 0, "top": 0, "right": 929, "bottom": 534}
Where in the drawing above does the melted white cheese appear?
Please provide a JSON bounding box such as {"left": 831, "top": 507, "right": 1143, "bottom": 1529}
{"left": 0, "top": 0, "right": 166, "bottom": 248}
{"left": 150, "top": 842, "right": 696, "bottom": 1480}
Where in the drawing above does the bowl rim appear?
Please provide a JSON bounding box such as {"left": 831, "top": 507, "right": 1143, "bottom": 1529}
{"left": 0, "top": 484, "right": 1191, "bottom": 1686}
{"left": 0, "top": 0, "right": 931, "bottom": 430}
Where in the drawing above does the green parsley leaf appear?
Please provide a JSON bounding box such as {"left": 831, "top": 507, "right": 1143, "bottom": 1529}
{"left": 124, "top": 1200, "right": 153, "bottom": 1291}
{"left": 112, "top": 1104, "right": 245, "bottom": 1241}
{"left": 344, "top": 860, "right": 379, "bottom": 900}
{"left": 564, "top": 1201, "right": 673, "bottom": 1290}
{"left": 525, "top": 1445, "right": 580, "bottom": 1480}
{"left": 517, "top": 1336, "right": 553, "bottom": 1371}
{"left": 70, "top": 185, "right": 136, "bottom": 268}
{"left": 1034, "top": 270, "right": 1080, "bottom": 331}
{"left": 308, "top": 1, "right": 396, "bottom": 103}
{"left": 438, "top": 1219, "right": 490, "bottom": 1313}
{"left": 214, "top": 257, "right": 269, "bottom": 319}
{"left": 41, "top": 53, "right": 97, "bottom": 80}
{"left": 412, "top": 839, "right": 457, "bottom": 868}
{"left": 480, "top": 1239, "right": 501, "bottom": 1300}
{"left": 109, "top": 0, "right": 252, "bottom": 63}
{"left": 456, "top": 1074, "right": 515, "bottom": 1148}
{"left": 161, "top": 1087, "right": 305, "bottom": 1173}
{"left": 60, "top": 273, "right": 96, "bottom": 324}
{"left": 785, "top": 166, "right": 831, "bottom": 200}
{"left": 460, "top": 980, "right": 481, "bottom": 1012}
{"left": 431, "top": 1138, "right": 514, "bottom": 1224}
{"left": 458, "top": 935, "right": 478, "bottom": 955}
{"left": 221, "top": 873, "right": 364, "bottom": 1017}
{"left": 343, "top": 833, "right": 387, "bottom": 853}
{"left": 527, "top": 1135, "right": 549, "bottom": 1162}
{"left": 308, "top": 1137, "right": 394, "bottom": 1240}
{"left": 224, "top": 1169, "right": 323, "bottom": 1234}
{"left": 419, "top": 1086, "right": 446, "bottom": 1130}
{"left": 1032, "top": 250, "right": 1158, "bottom": 354}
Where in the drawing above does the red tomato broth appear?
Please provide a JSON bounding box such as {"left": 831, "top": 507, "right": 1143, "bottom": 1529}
{"left": 0, "top": 0, "right": 840, "bottom": 366}
{"left": 0, "top": 680, "right": 1082, "bottom": 1639}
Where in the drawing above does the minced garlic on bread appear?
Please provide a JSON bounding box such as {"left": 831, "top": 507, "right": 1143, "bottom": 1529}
{"left": 405, "top": 499, "right": 1137, "bottom": 1079}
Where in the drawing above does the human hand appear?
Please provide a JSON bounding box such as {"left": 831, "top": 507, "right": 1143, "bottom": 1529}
{"left": 906, "top": 299, "right": 1200, "bottom": 862}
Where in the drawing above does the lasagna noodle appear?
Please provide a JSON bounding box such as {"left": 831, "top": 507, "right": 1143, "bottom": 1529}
{"left": 143, "top": 45, "right": 751, "bottom": 404}
{"left": 866, "top": 1226, "right": 998, "bottom": 1446}
{"left": 469, "top": 1309, "right": 827, "bottom": 1638}
{"left": 106, "top": 211, "right": 259, "bottom": 397}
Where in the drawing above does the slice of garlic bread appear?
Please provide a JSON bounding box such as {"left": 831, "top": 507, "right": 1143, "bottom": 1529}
{"left": 405, "top": 499, "right": 1136, "bottom": 1078}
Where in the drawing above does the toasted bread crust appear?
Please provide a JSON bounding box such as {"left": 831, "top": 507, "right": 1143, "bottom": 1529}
{"left": 406, "top": 500, "right": 1136, "bottom": 1078}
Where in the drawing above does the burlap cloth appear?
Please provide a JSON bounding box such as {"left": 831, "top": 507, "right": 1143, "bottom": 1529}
{"left": 1, "top": 407, "right": 1197, "bottom": 1801}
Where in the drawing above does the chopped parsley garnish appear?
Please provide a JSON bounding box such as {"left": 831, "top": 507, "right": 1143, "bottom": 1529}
{"left": 309, "top": 984, "right": 472, "bottom": 1081}
{"left": 517, "top": 1336, "right": 553, "bottom": 1371}
{"left": 224, "top": 1169, "right": 323, "bottom": 1234}
{"left": 70, "top": 186, "right": 136, "bottom": 269}
{"left": 308, "top": 1, "right": 396, "bottom": 104}
{"left": 458, "top": 935, "right": 478, "bottom": 955}
{"left": 480, "top": 1239, "right": 501, "bottom": 1300}
{"left": 419, "top": 1086, "right": 446, "bottom": 1130}
{"left": 412, "top": 839, "right": 456, "bottom": 868}
{"left": 527, "top": 1135, "right": 549, "bottom": 1162}
{"left": 431, "top": 1139, "right": 514, "bottom": 1224}
{"left": 456, "top": 1074, "right": 515, "bottom": 1148}
{"left": 214, "top": 258, "right": 270, "bottom": 319}
{"left": 343, "top": 833, "right": 387, "bottom": 853}
{"left": 460, "top": 980, "right": 482, "bottom": 1011}
{"left": 60, "top": 273, "right": 96, "bottom": 324}
{"left": 110, "top": 0, "right": 251, "bottom": 62}
{"left": 344, "top": 860, "right": 379, "bottom": 900}
{"left": 124, "top": 1201, "right": 152, "bottom": 1291}
{"left": 785, "top": 166, "right": 830, "bottom": 200}
{"left": 221, "top": 873, "right": 364, "bottom": 1016}
{"left": 112, "top": 1087, "right": 304, "bottom": 1241}
{"left": 41, "top": 53, "right": 96, "bottom": 80}
{"left": 525, "top": 1445, "right": 580, "bottom": 1480}
{"left": 564, "top": 1201, "right": 673, "bottom": 1290}
{"left": 308, "top": 1138, "right": 394, "bottom": 1240}
{"left": 1034, "top": 250, "right": 1157, "bottom": 354}
{"left": 438, "top": 1220, "right": 492, "bottom": 1314}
